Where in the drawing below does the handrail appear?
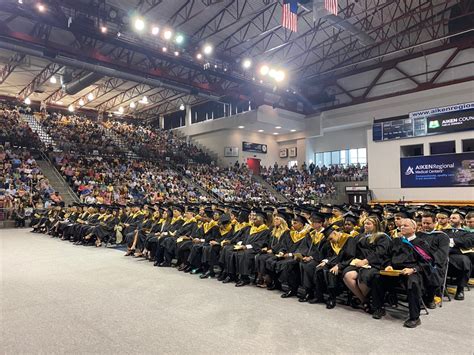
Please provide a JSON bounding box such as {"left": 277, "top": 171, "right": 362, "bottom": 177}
{"left": 38, "top": 151, "right": 80, "bottom": 203}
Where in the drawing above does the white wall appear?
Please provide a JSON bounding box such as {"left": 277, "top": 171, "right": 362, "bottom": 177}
{"left": 191, "top": 129, "right": 280, "bottom": 168}
{"left": 368, "top": 130, "right": 474, "bottom": 201}
{"left": 308, "top": 125, "right": 369, "bottom": 154}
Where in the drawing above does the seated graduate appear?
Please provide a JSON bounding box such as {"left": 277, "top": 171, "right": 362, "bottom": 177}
{"left": 134, "top": 206, "right": 163, "bottom": 258}
{"left": 53, "top": 205, "right": 80, "bottom": 238}
{"left": 273, "top": 213, "right": 312, "bottom": 297}
{"left": 124, "top": 206, "right": 151, "bottom": 255}
{"left": 127, "top": 206, "right": 161, "bottom": 257}
{"left": 219, "top": 209, "right": 251, "bottom": 282}
{"left": 177, "top": 206, "right": 206, "bottom": 272}
{"left": 445, "top": 209, "right": 474, "bottom": 301}
{"left": 200, "top": 213, "right": 234, "bottom": 278}
{"left": 255, "top": 211, "right": 291, "bottom": 288}
{"left": 72, "top": 206, "right": 102, "bottom": 244}
{"left": 342, "top": 215, "right": 390, "bottom": 312}
{"left": 60, "top": 206, "right": 91, "bottom": 241}
{"left": 168, "top": 206, "right": 198, "bottom": 270}
{"left": 298, "top": 211, "right": 330, "bottom": 302}
{"left": 308, "top": 225, "right": 357, "bottom": 308}
{"left": 234, "top": 211, "right": 271, "bottom": 287}
{"left": 187, "top": 208, "right": 221, "bottom": 274}
{"left": 418, "top": 211, "right": 449, "bottom": 308}
{"left": 435, "top": 209, "right": 452, "bottom": 230}
{"left": 86, "top": 207, "right": 119, "bottom": 247}
{"left": 153, "top": 205, "right": 185, "bottom": 265}
{"left": 144, "top": 207, "right": 172, "bottom": 261}
{"left": 372, "top": 218, "right": 434, "bottom": 328}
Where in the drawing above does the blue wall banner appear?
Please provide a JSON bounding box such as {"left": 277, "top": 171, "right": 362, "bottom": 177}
{"left": 400, "top": 152, "right": 474, "bottom": 188}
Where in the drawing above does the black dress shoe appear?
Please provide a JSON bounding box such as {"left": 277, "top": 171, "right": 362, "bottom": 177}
{"left": 235, "top": 279, "right": 250, "bottom": 287}
{"left": 183, "top": 266, "right": 192, "bottom": 273}
{"left": 454, "top": 290, "right": 464, "bottom": 301}
{"left": 298, "top": 294, "right": 312, "bottom": 303}
{"left": 281, "top": 290, "right": 297, "bottom": 298}
{"left": 267, "top": 282, "right": 280, "bottom": 291}
{"left": 308, "top": 297, "right": 325, "bottom": 304}
{"left": 372, "top": 308, "right": 386, "bottom": 319}
{"left": 426, "top": 301, "right": 437, "bottom": 309}
{"left": 200, "top": 271, "right": 213, "bottom": 279}
{"left": 326, "top": 299, "right": 336, "bottom": 309}
{"left": 222, "top": 276, "right": 234, "bottom": 284}
{"left": 191, "top": 268, "right": 202, "bottom": 275}
{"left": 177, "top": 264, "right": 187, "bottom": 271}
{"left": 217, "top": 273, "right": 227, "bottom": 281}
{"left": 403, "top": 318, "right": 421, "bottom": 328}
{"left": 159, "top": 262, "right": 171, "bottom": 267}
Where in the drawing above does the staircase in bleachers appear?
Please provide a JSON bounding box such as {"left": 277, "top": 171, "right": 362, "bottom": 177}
{"left": 102, "top": 126, "right": 140, "bottom": 159}
{"left": 20, "top": 114, "right": 58, "bottom": 151}
{"left": 252, "top": 175, "right": 290, "bottom": 203}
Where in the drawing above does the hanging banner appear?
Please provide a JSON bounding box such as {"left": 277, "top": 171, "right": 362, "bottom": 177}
{"left": 242, "top": 142, "right": 267, "bottom": 154}
{"left": 400, "top": 152, "right": 474, "bottom": 188}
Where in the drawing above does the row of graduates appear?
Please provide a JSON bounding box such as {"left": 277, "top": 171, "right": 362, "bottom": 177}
{"left": 32, "top": 202, "right": 474, "bottom": 328}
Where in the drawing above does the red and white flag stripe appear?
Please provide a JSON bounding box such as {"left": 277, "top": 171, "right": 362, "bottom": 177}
{"left": 325, "top": 0, "right": 338, "bottom": 15}
{"left": 282, "top": 3, "right": 297, "bottom": 32}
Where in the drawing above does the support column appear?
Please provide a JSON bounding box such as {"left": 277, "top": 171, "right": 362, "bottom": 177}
{"left": 186, "top": 105, "right": 192, "bottom": 127}
{"left": 159, "top": 115, "right": 164, "bottom": 130}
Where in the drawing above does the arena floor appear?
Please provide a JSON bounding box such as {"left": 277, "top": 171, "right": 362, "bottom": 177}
{"left": 1, "top": 229, "right": 473, "bottom": 354}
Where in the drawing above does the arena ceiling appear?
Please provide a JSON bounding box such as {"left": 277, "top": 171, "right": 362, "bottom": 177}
{"left": 0, "top": 0, "right": 473, "bottom": 119}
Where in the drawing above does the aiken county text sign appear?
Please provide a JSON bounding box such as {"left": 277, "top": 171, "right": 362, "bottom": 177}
{"left": 400, "top": 152, "right": 474, "bottom": 188}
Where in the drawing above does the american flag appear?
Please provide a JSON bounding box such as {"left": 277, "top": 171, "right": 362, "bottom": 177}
{"left": 282, "top": 0, "right": 298, "bottom": 32}
{"left": 325, "top": 0, "right": 338, "bottom": 15}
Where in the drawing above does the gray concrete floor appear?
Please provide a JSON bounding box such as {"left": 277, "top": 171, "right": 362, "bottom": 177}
{"left": 1, "top": 229, "right": 473, "bottom": 354}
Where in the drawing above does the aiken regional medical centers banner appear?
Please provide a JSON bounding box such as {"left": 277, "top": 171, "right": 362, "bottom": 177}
{"left": 401, "top": 152, "right": 474, "bottom": 188}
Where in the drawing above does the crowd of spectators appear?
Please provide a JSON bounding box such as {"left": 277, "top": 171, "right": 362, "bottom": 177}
{"left": 51, "top": 153, "right": 208, "bottom": 205}
{"left": 261, "top": 163, "right": 367, "bottom": 203}
{"left": 184, "top": 163, "right": 278, "bottom": 203}
{"left": 0, "top": 145, "right": 62, "bottom": 225}
{"left": 0, "top": 105, "right": 42, "bottom": 148}
{"left": 38, "top": 113, "right": 125, "bottom": 156}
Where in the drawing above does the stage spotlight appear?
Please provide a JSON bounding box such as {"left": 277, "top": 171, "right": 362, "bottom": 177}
{"left": 238, "top": 126, "right": 245, "bottom": 129}
{"left": 203, "top": 44, "right": 213, "bottom": 55}
{"left": 140, "top": 96, "right": 148, "bottom": 104}
{"left": 257, "top": 129, "right": 264, "bottom": 133}
{"left": 24, "top": 97, "right": 31, "bottom": 105}
{"left": 18, "top": 0, "right": 23, "bottom": 4}
{"left": 273, "top": 132, "right": 279, "bottom": 135}
{"left": 151, "top": 26, "right": 159, "bottom": 35}
{"left": 68, "top": 105, "right": 75, "bottom": 112}
{"left": 118, "top": 106, "right": 124, "bottom": 114}
{"left": 78, "top": 99, "right": 85, "bottom": 106}
{"left": 290, "top": 129, "right": 296, "bottom": 132}
{"left": 49, "top": 76, "right": 57, "bottom": 84}
{"left": 87, "top": 93, "right": 94, "bottom": 101}
{"left": 174, "top": 51, "right": 179, "bottom": 56}
{"left": 242, "top": 59, "right": 252, "bottom": 69}
{"left": 163, "top": 30, "right": 173, "bottom": 40}
{"left": 269, "top": 69, "right": 277, "bottom": 78}
{"left": 162, "top": 47, "right": 167, "bottom": 52}
{"left": 275, "top": 70, "right": 285, "bottom": 82}
{"left": 134, "top": 17, "right": 145, "bottom": 31}
{"left": 179, "top": 104, "right": 185, "bottom": 111}
{"left": 275, "top": 126, "right": 281, "bottom": 129}
{"left": 37, "top": 3, "right": 45, "bottom": 12}
{"left": 130, "top": 101, "right": 136, "bottom": 108}
{"left": 259, "top": 65, "right": 269, "bottom": 76}
{"left": 175, "top": 34, "right": 184, "bottom": 44}
{"left": 100, "top": 26, "right": 108, "bottom": 34}
{"left": 196, "top": 53, "right": 202, "bottom": 60}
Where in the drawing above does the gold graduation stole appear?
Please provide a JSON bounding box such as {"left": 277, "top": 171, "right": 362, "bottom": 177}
{"left": 329, "top": 215, "right": 343, "bottom": 225}
{"left": 250, "top": 224, "right": 268, "bottom": 235}
{"left": 290, "top": 228, "right": 309, "bottom": 243}
{"left": 310, "top": 228, "right": 325, "bottom": 245}
{"left": 272, "top": 226, "right": 289, "bottom": 240}
{"left": 98, "top": 213, "right": 107, "bottom": 221}
{"left": 220, "top": 223, "right": 233, "bottom": 236}
{"left": 171, "top": 216, "right": 184, "bottom": 225}
{"left": 132, "top": 211, "right": 143, "bottom": 218}
{"left": 390, "top": 229, "right": 400, "bottom": 238}
{"left": 330, "top": 232, "right": 353, "bottom": 255}
{"left": 183, "top": 217, "right": 197, "bottom": 226}
{"left": 435, "top": 223, "right": 451, "bottom": 230}
{"left": 204, "top": 220, "right": 218, "bottom": 234}
{"left": 234, "top": 222, "right": 250, "bottom": 233}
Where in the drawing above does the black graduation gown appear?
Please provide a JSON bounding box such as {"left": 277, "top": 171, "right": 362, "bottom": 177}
{"left": 163, "top": 220, "right": 197, "bottom": 264}
{"left": 188, "top": 223, "right": 220, "bottom": 268}
{"left": 445, "top": 228, "right": 474, "bottom": 287}
{"left": 155, "top": 218, "right": 185, "bottom": 263}
{"left": 256, "top": 230, "right": 290, "bottom": 275}
{"left": 202, "top": 228, "right": 233, "bottom": 269}
{"left": 418, "top": 230, "right": 450, "bottom": 287}
{"left": 177, "top": 223, "right": 204, "bottom": 266}
{"left": 235, "top": 227, "right": 271, "bottom": 276}
{"left": 219, "top": 224, "right": 251, "bottom": 275}
{"left": 342, "top": 233, "right": 391, "bottom": 287}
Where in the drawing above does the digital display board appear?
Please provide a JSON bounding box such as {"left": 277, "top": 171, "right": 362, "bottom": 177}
{"left": 242, "top": 142, "right": 268, "bottom": 154}
{"left": 400, "top": 152, "right": 474, "bottom": 188}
